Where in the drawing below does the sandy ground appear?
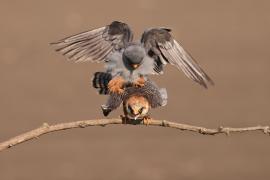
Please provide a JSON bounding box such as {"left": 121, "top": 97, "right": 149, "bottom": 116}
{"left": 0, "top": 0, "right": 270, "bottom": 179}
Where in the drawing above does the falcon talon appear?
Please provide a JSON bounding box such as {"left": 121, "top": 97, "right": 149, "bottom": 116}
{"left": 120, "top": 115, "right": 128, "bottom": 124}
{"left": 133, "top": 77, "right": 146, "bottom": 88}
{"left": 143, "top": 116, "right": 152, "bottom": 125}
{"left": 133, "top": 82, "right": 145, "bottom": 88}
{"left": 109, "top": 88, "right": 124, "bottom": 94}
{"left": 108, "top": 76, "right": 125, "bottom": 94}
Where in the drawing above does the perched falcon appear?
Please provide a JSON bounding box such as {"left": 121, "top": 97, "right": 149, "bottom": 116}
{"left": 51, "top": 21, "right": 214, "bottom": 94}
{"left": 93, "top": 72, "right": 167, "bottom": 122}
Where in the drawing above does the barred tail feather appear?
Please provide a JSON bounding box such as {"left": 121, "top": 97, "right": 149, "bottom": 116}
{"left": 92, "top": 72, "right": 112, "bottom": 95}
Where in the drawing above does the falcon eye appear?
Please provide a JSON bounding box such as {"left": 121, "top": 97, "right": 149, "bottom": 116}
{"left": 148, "top": 49, "right": 155, "bottom": 57}
{"left": 127, "top": 105, "right": 133, "bottom": 113}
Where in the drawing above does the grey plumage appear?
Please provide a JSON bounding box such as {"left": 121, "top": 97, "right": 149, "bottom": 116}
{"left": 101, "top": 80, "right": 167, "bottom": 116}
{"left": 104, "top": 45, "right": 157, "bottom": 82}
{"left": 52, "top": 21, "right": 214, "bottom": 88}
{"left": 141, "top": 28, "right": 214, "bottom": 88}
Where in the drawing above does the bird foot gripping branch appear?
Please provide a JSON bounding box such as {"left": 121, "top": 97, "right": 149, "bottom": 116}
{"left": 143, "top": 116, "right": 152, "bottom": 125}
{"left": 120, "top": 115, "right": 152, "bottom": 125}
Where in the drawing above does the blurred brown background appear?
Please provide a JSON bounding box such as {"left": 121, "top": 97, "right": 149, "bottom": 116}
{"left": 0, "top": 0, "right": 270, "bottom": 179}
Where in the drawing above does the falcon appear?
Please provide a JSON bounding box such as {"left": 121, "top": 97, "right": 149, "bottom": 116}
{"left": 93, "top": 72, "right": 167, "bottom": 123}
{"left": 51, "top": 21, "right": 214, "bottom": 94}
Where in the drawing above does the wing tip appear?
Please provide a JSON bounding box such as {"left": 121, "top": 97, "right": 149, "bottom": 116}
{"left": 50, "top": 41, "right": 60, "bottom": 45}
{"left": 201, "top": 75, "right": 215, "bottom": 89}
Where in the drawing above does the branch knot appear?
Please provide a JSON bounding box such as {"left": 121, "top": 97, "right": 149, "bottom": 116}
{"left": 263, "top": 126, "right": 270, "bottom": 134}
{"left": 219, "top": 126, "right": 230, "bottom": 136}
{"left": 199, "top": 128, "right": 208, "bottom": 134}
{"left": 79, "top": 122, "right": 87, "bottom": 128}
{"left": 42, "top": 122, "right": 50, "bottom": 129}
{"left": 161, "top": 120, "right": 169, "bottom": 127}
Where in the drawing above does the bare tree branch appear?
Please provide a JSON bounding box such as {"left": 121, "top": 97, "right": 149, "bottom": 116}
{"left": 0, "top": 118, "right": 269, "bottom": 152}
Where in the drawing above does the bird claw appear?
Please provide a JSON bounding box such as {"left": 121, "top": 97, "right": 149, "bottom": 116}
{"left": 108, "top": 77, "right": 125, "bottom": 94}
{"left": 110, "top": 87, "right": 124, "bottom": 94}
{"left": 133, "top": 77, "right": 145, "bottom": 88}
{"left": 143, "top": 116, "right": 152, "bottom": 125}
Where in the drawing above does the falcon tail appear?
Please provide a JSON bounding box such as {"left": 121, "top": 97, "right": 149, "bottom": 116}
{"left": 101, "top": 105, "right": 112, "bottom": 116}
{"left": 92, "top": 72, "right": 112, "bottom": 95}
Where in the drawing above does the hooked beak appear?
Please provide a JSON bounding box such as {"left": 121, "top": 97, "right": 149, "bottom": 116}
{"left": 132, "top": 64, "right": 139, "bottom": 69}
{"left": 134, "top": 114, "right": 140, "bottom": 120}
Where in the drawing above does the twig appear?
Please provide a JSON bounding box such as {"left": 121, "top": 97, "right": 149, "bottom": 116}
{"left": 0, "top": 118, "right": 269, "bottom": 152}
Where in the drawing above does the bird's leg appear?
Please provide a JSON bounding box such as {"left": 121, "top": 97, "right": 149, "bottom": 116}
{"left": 143, "top": 116, "right": 152, "bottom": 125}
{"left": 120, "top": 115, "right": 128, "bottom": 124}
{"left": 108, "top": 76, "right": 125, "bottom": 94}
{"left": 133, "top": 76, "right": 145, "bottom": 88}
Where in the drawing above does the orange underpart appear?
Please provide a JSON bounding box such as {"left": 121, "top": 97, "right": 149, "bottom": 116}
{"left": 126, "top": 96, "right": 149, "bottom": 107}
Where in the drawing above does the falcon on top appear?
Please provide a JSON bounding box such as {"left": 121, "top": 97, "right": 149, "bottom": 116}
{"left": 52, "top": 21, "right": 214, "bottom": 94}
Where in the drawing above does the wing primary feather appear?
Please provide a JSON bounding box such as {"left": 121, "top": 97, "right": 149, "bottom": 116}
{"left": 159, "top": 40, "right": 213, "bottom": 88}
{"left": 53, "top": 31, "right": 104, "bottom": 51}
{"left": 141, "top": 27, "right": 214, "bottom": 88}
{"left": 52, "top": 29, "right": 105, "bottom": 56}
{"left": 55, "top": 36, "right": 104, "bottom": 59}
{"left": 68, "top": 38, "right": 107, "bottom": 60}
{"left": 160, "top": 46, "right": 196, "bottom": 80}
{"left": 76, "top": 44, "right": 112, "bottom": 63}
{"left": 173, "top": 40, "right": 214, "bottom": 86}
{"left": 98, "top": 47, "right": 114, "bottom": 61}
{"left": 51, "top": 21, "right": 133, "bottom": 63}
{"left": 73, "top": 41, "right": 109, "bottom": 62}
{"left": 53, "top": 27, "right": 105, "bottom": 43}
{"left": 92, "top": 45, "right": 113, "bottom": 61}
{"left": 170, "top": 44, "right": 208, "bottom": 88}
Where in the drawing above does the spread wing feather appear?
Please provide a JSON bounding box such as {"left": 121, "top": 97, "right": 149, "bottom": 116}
{"left": 51, "top": 21, "right": 133, "bottom": 63}
{"left": 141, "top": 28, "right": 214, "bottom": 88}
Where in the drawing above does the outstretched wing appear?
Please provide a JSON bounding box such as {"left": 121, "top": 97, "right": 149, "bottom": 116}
{"left": 141, "top": 28, "right": 214, "bottom": 88}
{"left": 51, "top": 21, "right": 133, "bottom": 63}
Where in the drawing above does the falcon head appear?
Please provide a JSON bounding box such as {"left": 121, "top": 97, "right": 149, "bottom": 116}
{"left": 123, "top": 44, "right": 146, "bottom": 69}
{"left": 124, "top": 95, "right": 150, "bottom": 120}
